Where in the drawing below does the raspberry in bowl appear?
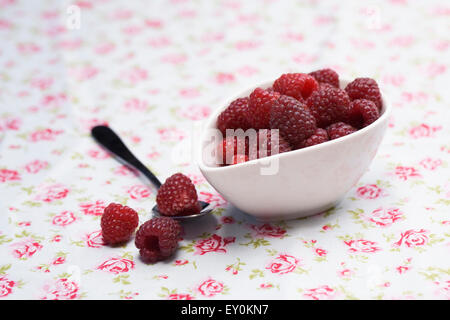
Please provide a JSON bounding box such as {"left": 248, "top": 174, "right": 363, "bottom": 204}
{"left": 198, "top": 72, "right": 391, "bottom": 221}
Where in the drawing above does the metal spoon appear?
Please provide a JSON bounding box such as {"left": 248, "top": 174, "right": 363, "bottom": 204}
{"left": 91, "top": 125, "right": 214, "bottom": 220}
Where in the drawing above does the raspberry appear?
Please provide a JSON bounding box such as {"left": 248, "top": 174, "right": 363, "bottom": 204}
{"left": 348, "top": 99, "right": 380, "bottom": 128}
{"left": 345, "top": 77, "right": 382, "bottom": 110}
{"left": 231, "top": 154, "right": 249, "bottom": 165}
{"left": 309, "top": 68, "right": 339, "bottom": 88}
{"left": 217, "top": 97, "right": 251, "bottom": 135}
{"left": 101, "top": 203, "right": 139, "bottom": 245}
{"left": 306, "top": 87, "right": 351, "bottom": 128}
{"left": 254, "top": 129, "right": 292, "bottom": 158}
{"left": 301, "top": 128, "right": 329, "bottom": 148}
{"left": 156, "top": 173, "right": 201, "bottom": 216}
{"left": 219, "top": 135, "right": 249, "bottom": 165}
{"left": 270, "top": 95, "right": 317, "bottom": 149}
{"left": 326, "top": 122, "right": 357, "bottom": 140}
{"left": 273, "top": 73, "right": 319, "bottom": 100}
{"left": 318, "top": 82, "right": 335, "bottom": 91}
{"left": 135, "top": 217, "right": 182, "bottom": 263}
{"left": 247, "top": 88, "right": 280, "bottom": 129}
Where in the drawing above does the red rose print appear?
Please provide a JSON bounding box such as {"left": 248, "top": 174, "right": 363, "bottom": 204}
{"left": 366, "top": 207, "right": 403, "bottom": 227}
{"left": 394, "top": 229, "right": 429, "bottom": 248}
{"left": 356, "top": 184, "right": 384, "bottom": 199}
{"left": 52, "top": 256, "right": 66, "bottom": 265}
{"left": 42, "top": 278, "right": 79, "bottom": 300}
{"left": 194, "top": 234, "right": 235, "bottom": 255}
{"left": 315, "top": 248, "right": 327, "bottom": 257}
{"left": 0, "top": 169, "right": 20, "bottom": 183}
{"left": 198, "top": 279, "right": 224, "bottom": 297}
{"left": 260, "top": 283, "right": 273, "bottom": 289}
{"left": 174, "top": 259, "right": 189, "bottom": 266}
{"left": 52, "top": 211, "right": 76, "bottom": 227}
{"left": 30, "top": 128, "right": 63, "bottom": 142}
{"left": 250, "top": 224, "right": 286, "bottom": 238}
{"left": 35, "top": 183, "right": 69, "bottom": 202}
{"left": 419, "top": 157, "right": 442, "bottom": 170}
{"left": 11, "top": 238, "right": 43, "bottom": 259}
{"left": 24, "top": 160, "right": 48, "bottom": 174}
{"left": 394, "top": 166, "right": 421, "bottom": 181}
{"left": 344, "top": 239, "right": 381, "bottom": 253}
{"left": 168, "top": 293, "right": 194, "bottom": 300}
{"left": 221, "top": 216, "right": 235, "bottom": 224}
{"left": 85, "top": 230, "right": 105, "bottom": 248}
{"left": 266, "top": 254, "right": 299, "bottom": 274}
{"left": 408, "top": 123, "right": 441, "bottom": 139}
{"left": 303, "top": 285, "right": 336, "bottom": 300}
{"left": 396, "top": 266, "right": 410, "bottom": 274}
{"left": 79, "top": 200, "right": 106, "bottom": 216}
{"left": 338, "top": 268, "right": 354, "bottom": 278}
{"left": 126, "top": 184, "right": 151, "bottom": 200}
{"left": 97, "top": 257, "right": 135, "bottom": 274}
{"left": 0, "top": 276, "right": 15, "bottom": 298}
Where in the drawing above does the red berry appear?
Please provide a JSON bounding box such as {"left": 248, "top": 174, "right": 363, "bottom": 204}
{"left": 135, "top": 217, "right": 182, "bottom": 263}
{"left": 273, "top": 73, "right": 318, "bottom": 100}
{"left": 270, "top": 95, "right": 317, "bottom": 149}
{"left": 326, "top": 122, "right": 357, "bottom": 140}
{"left": 345, "top": 77, "right": 382, "bottom": 110}
{"left": 309, "top": 68, "right": 339, "bottom": 88}
{"left": 301, "top": 128, "right": 329, "bottom": 148}
{"left": 247, "top": 88, "right": 280, "bottom": 129}
{"left": 101, "top": 203, "right": 139, "bottom": 245}
{"left": 348, "top": 99, "right": 380, "bottom": 128}
{"left": 306, "top": 87, "right": 351, "bottom": 128}
{"left": 231, "top": 154, "right": 249, "bottom": 165}
{"left": 254, "top": 129, "right": 292, "bottom": 158}
{"left": 219, "top": 135, "right": 249, "bottom": 165}
{"left": 156, "top": 173, "right": 201, "bottom": 216}
{"left": 217, "top": 97, "right": 251, "bottom": 135}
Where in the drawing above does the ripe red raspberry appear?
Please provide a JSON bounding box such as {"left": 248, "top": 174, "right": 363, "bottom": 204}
{"left": 301, "top": 128, "right": 329, "bottom": 148}
{"left": 309, "top": 68, "right": 339, "bottom": 88}
{"left": 306, "top": 87, "right": 351, "bottom": 128}
{"left": 156, "top": 173, "right": 201, "bottom": 216}
{"left": 348, "top": 99, "right": 380, "bottom": 128}
{"left": 345, "top": 77, "right": 382, "bottom": 110}
{"left": 231, "top": 154, "right": 249, "bottom": 165}
{"left": 101, "top": 203, "right": 139, "bottom": 245}
{"left": 247, "top": 88, "right": 280, "bottom": 129}
{"left": 219, "top": 135, "right": 249, "bottom": 165}
{"left": 217, "top": 97, "right": 251, "bottom": 135}
{"left": 270, "top": 95, "right": 317, "bottom": 149}
{"left": 326, "top": 122, "right": 357, "bottom": 140}
{"left": 135, "top": 217, "right": 182, "bottom": 263}
{"left": 273, "top": 73, "right": 318, "bottom": 100}
{"left": 253, "top": 129, "right": 292, "bottom": 158}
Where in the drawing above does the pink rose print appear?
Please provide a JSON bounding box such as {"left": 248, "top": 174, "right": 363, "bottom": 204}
{"left": 220, "top": 216, "right": 235, "bottom": 224}
{"left": 24, "top": 160, "right": 48, "bottom": 174}
{"left": 433, "top": 281, "right": 450, "bottom": 300}
{"left": 87, "top": 148, "right": 110, "bottom": 159}
{"left": 52, "top": 211, "right": 76, "bottom": 227}
{"left": 394, "top": 166, "right": 421, "bottom": 181}
{"left": 250, "top": 224, "right": 286, "bottom": 238}
{"left": 408, "top": 124, "right": 441, "bottom": 139}
{"left": 198, "top": 191, "right": 227, "bottom": 208}
{"left": 30, "top": 128, "right": 63, "bottom": 142}
{"left": 85, "top": 230, "right": 105, "bottom": 248}
{"left": 127, "top": 184, "right": 151, "bottom": 200}
{"left": 148, "top": 36, "right": 171, "bottom": 48}
{"left": 197, "top": 279, "right": 224, "bottom": 297}
{"left": 303, "top": 285, "right": 336, "bottom": 300}
{"left": 0, "top": 169, "right": 20, "bottom": 183}
{"left": 179, "top": 88, "right": 200, "bottom": 98}
{"left": 215, "top": 72, "right": 235, "bottom": 84}
{"left": 41, "top": 93, "right": 67, "bottom": 108}
{"left": 266, "top": 254, "right": 299, "bottom": 274}
{"left": 356, "top": 184, "right": 384, "bottom": 199}
{"left": 95, "top": 42, "right": 115, "bottom": 54}
{"left": 161, "top": 53, "right": 187, "bottom": 65}
{"left": 121, "top": 67, "right": 148, "bottom": 85}
{"left": 79, "top": 200, "right": 106, "bottom": 216}
{"left": 396, "top": 265, "right": 410, "bottom": 274}
{"left": 113, "top": 165, "right": 139, "bottom": 177}
{"left": 315, "top": 248, "right": 327, "bottom": 257}
{"left": 97, "top": 258, "right": 135, "bottom": 274}
{"left": 366, "top": 207, "right": 403, "bottom": 227}
{"left": 53, "top": 256, "right": 66, "bottom": 265}
{"left": 394, "top": 229, "right": 429, "bottom": 248}
{"left": 168, "top": 293, "right": 194, "bottom": 300}
{"left": 0, "top": 276, "right": 15, "bottom": 298}
{"left": 344, "top": 239, "right": 381, "bottom": 253}
{"left": 419, "top": 157, "right": 442, "bottom": 170}
{"left": 42, "top": 278, "right": 79, "bottom": 300}
{"left": 0, "top": 117, "right": 21, "bottom": 131}
{"left": 174, "top": 260, "right": 189, "bottom": 266}
{"left": 124, "top": 98, "right": 148, "bottom": 111}
{"left": 11, "top": 238, "right": 43, "bottom": 259}
{"left": 194, "top": 234, "right": 235, "bottom": 255}
{"left": 35, "top": 184, "right": 69, "bottom": 202}
{"left": 177, "top": 105, "right": 211, "bottom": 121}
{"left": 338, "top": 268, "right": 354, "bottom": 278}
{"left": 157, "top": 127, "right": 186, "bottom": 142}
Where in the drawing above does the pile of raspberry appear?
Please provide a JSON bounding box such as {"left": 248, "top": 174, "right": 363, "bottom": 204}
{"left": 100, "top": 172, "right": 201, "bottom": 263}
{"left": 216, "top": 69, "right": 382, "bottom": 165}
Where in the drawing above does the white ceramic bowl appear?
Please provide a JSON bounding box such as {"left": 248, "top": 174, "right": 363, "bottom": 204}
{"left": 198, "top": 78, "right": 391, "bottom": 221}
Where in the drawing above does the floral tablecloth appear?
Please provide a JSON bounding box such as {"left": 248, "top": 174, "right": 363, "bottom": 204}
{"left": 0, "top": 0, "right": 449, "bottom": 300}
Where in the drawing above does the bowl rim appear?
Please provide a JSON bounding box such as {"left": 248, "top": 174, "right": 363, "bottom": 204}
{"left": 198, "top": 76, "right": 392, "bottom": 172}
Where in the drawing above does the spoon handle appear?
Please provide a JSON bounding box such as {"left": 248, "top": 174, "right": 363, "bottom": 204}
{"left": 91, "top": 125, "right": 162, "bottom": 189}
